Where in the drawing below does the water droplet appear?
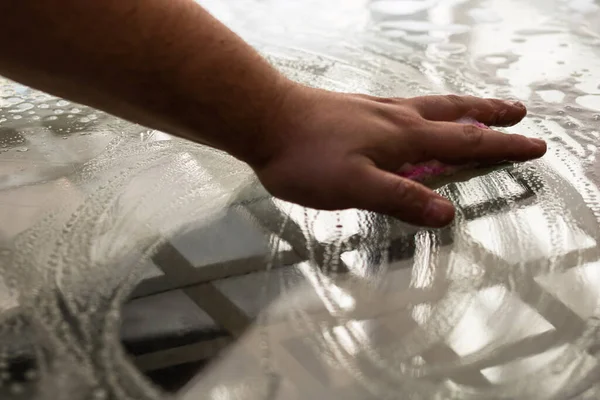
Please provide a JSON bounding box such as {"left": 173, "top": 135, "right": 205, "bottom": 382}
{"left": 9, "top": 383, "right": 24, "bottom": 394}
{"left": 9, "top": 102, "right": 34, "bottom": 113}
{"left": 92, "top": 388, "right": 107, "bottom": 400}
{"left": 24, "top": 369, "right": 37, "bottom": 381}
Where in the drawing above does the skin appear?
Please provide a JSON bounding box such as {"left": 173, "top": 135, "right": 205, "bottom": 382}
{"left": 0, "top": 0, "right": 546, "bottom": 227}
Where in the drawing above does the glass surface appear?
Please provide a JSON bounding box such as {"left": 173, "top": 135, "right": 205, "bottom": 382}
{"left": 2, "top": 0, "right": 600, "bottom": 399}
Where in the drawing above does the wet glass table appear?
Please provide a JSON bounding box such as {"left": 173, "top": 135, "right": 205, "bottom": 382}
{"left": 2, "top": 0, "right": 600, "bottom": 399}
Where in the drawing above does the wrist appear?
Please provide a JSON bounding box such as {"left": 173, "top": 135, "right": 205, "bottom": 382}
{"left": 233, "top": 75, "right": 303, "bottom": 169}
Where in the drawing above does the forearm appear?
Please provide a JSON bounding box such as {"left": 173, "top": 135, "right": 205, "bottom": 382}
{"left": 0, "top": 0, "right": 289, "bottom": 165}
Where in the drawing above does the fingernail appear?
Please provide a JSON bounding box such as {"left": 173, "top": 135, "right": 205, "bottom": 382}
{"left": 504, "top": 100, "right": 525, "bottom": 109}
{"left": 424, "top": 198, "right": 455, "bottom": 226}
{"left": 530, "top": 138, "right": 546, "bottom": 149}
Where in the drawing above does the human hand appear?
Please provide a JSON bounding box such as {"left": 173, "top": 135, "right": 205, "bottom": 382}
{"left": 251, "top": 84, "right": 546, "bottom": 227}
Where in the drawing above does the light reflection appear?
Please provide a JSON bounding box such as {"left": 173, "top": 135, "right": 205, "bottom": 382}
{"left": 450, "top": 168, "right": 526, "bottom": 207}
{"left": 332, "top": 325, "right": 360, "bottom": 355}
{"left": 341, "top": 249, "right": 370, "bottom": 278}
{"left": 298, "top": 262, "right": 356, "bottom": 313}
{"left": 410, "top": 231, "right": 435, "bottom": 289}
{"left": 0, "top": 276, "right": 17, "bottom": 313}
{"left": 537, "top": 89, "right": 567, "bottom": 103}
{"left": 330, "top": 285, "right": 357, "bottom": 311}
{"left": 369, "top": 0, "right": 438, "bottom": 18}
{"left": 576, "top": 95, "right": 600, "bottom": 111}
{"left": 139, "top": 130, "right": 171, "bottom": 142}
{"left": 481, "top": 343, "right": 571, "bottom": 383}
{"left": 466, "top": 205, "right": 596, "bottom": 264}
{"left": 210, "top": 385, "right": 234, "bottom": 400}
{"left": 329, "top": 320, "right": 370, "bottom": 357}
{"left": 447, "top": 285, "right": 554, "bottom": 357}
{"left": 411, "top": 303, "right": 432, "bottom": 325}
{"left": 536, "top": 261, "right": 600, "bottom": 319}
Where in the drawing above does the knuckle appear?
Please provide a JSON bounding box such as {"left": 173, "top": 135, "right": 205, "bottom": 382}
{"left": 462, "top": 124, "right": 485, "bottom": 146}
{"left": 376, "top": 96, "right": 403, "bottom": 105}
{"left": 390, "top": 178, "right": 422, "bottom": 209}
{"left": 488, "top": 112, "right": 501, "bottom": 126}
{"left": 403, "top": 95, "right": 428, "bottom": 109}
{"left": 489, "top": 98, "right": 506, "bottom": 110}
{"left": 402, "top": 96, "right": 425, "bottom": 109}
{"left": 377, "top": 103, "right": 423, "bottom": 127}
{"left": 445, "top": 94, "right": 466, "bottom": 108}
{"left": 389, "top": 179, "right": 430, "bottom": 220}
{"left": 399, "top": 110, "right": 424, "bottom": 127}
{"left": 486, "top": 100, "right": 507, "bottom": 123}
{"left": 390, "top": 178, "right": 411, "bottom": 203}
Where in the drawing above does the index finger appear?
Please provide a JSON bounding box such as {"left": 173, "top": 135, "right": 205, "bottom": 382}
{"left": 416, "top": 121, "right": 547, "bottom": 164}
{"left": 408, "top": 95, "right": 527, "bottom": 127}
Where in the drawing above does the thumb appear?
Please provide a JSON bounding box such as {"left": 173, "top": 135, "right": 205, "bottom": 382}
{"left": 345, "top": 164, "right": 455, "bottom": 227}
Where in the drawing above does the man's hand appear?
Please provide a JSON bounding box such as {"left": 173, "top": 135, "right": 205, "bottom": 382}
{"left": 0, "top": 0, "right": 546, "bottom": 227}
{"left": 252, "top": 85, "right": 545, "bottom": 227}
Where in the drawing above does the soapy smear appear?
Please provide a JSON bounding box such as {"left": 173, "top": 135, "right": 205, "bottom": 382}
{"left": 2, "top": 1, "right": 600, "bottom": 400}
